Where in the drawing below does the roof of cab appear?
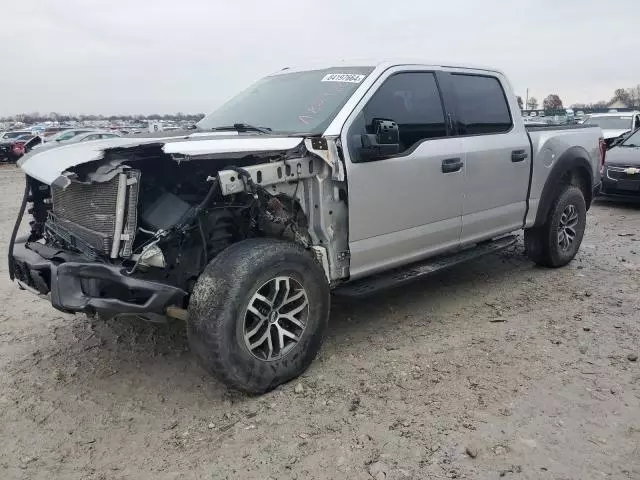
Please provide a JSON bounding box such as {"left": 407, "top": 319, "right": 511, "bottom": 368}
{"left": 269, "top": 59, "right": 504, "bottom": 77}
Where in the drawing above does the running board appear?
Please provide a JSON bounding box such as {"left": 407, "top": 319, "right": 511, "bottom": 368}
{"left": 334, "top": 235, "right": 517, "bottom": 298}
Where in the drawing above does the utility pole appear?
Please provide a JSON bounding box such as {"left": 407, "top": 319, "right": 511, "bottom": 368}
{"left": 525, "top": 88, "right": 529, "bottom": 110}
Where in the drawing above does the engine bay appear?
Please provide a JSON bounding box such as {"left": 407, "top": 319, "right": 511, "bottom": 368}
{"left": 32, "top": 146, "right": 311, "bottom": 292}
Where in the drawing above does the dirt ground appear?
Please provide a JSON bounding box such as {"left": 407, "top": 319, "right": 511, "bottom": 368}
{"left": 0, "top": 165, "right": 639, "bottom": 480}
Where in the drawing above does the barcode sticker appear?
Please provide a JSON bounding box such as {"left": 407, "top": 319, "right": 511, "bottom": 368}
{"left": 321, "top": 73, "right": 365, "bottom": 83}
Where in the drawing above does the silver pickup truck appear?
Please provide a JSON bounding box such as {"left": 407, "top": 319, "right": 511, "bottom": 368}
{"left": 9, "top": 61, "right": 604, "bottom": 393}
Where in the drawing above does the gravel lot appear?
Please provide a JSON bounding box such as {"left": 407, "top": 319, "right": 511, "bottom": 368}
{"left": 0, "top": 165, "right": 639, "bottom": 480}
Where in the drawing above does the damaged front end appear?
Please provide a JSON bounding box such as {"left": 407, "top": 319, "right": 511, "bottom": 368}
{"left": 9, "top": 134, "right": 349, "bottom": 321}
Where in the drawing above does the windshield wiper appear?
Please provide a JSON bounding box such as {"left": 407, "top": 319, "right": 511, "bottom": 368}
{"left": 210, "top": 123, "right": 272, "bottom": 134}
{"left": 620, "top": 144, "right": 639, "bottom": 148}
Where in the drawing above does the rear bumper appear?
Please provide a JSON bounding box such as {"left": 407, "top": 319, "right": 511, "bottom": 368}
{"left": 11, "top": 241, "right": 187, "bottom": 316}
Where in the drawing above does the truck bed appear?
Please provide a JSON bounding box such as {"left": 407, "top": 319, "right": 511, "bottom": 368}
{"left": 525, "top": 124, "right": 596, "bottom": 132}
{"left": 525, "top": 124, "right": 602, "bottom": 226}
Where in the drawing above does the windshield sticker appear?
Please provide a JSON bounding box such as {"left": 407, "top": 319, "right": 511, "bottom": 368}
{"left": 298, "top": 82, "right": 348, "bottom": 125}
{"left": 321, "top": 73, "right": 365, "bottom": 83}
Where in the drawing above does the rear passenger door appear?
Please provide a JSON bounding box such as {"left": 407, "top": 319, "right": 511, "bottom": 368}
{"left": 442, "top": 72, "right": 530, "bottom": 244}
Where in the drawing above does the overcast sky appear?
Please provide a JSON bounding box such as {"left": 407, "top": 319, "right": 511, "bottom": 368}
{"left": 1, "top": 0, "right": 638, "bottom": 116}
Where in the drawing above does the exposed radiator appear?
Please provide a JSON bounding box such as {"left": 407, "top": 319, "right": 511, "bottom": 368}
{"left": 47, "top": 169, "right": 141, "bottom": 258}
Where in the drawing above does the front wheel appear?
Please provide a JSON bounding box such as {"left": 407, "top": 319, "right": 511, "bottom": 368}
{"left": 525, "top": 185, "right": 586, "bottom": 268}
{"left": 187, "top": 238, "right": 330, "bottom": 394}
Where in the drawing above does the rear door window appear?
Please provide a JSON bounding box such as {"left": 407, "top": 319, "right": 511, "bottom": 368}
{"left": 450, "top": 74, "right": 513, "bottom": 135}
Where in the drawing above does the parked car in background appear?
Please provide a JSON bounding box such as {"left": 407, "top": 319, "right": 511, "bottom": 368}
{"left": 583, "top": 112, "right": 640, "bottom": 147}
{"left": 0, "top": 130, "right": 33, "bottom": 141}
{"left": 600, "top": 127, "right": 640, "bottom": 198}
{"left": 0, "top": 135, "right": 42, "bottom": 163}
{"left": 59, "top": 130, "right": 122, "bottom": 144}
{"left": 42, "top": 128, "right": 97, "bottom": 144}
{"left": 40, "top": 127, "right": 72, "bottom": 141}
{"left": 32, "top": 130, "right": 122, "bottom": 151}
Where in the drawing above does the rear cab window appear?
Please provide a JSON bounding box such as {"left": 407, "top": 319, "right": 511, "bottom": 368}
{"left": 449, "top": 74, "right": 513, "bottom": 135}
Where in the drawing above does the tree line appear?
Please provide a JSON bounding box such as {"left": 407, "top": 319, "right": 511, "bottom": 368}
{"left": 5, "top": 85, "right": 640, "bottom": 124}
{"left": 0, "top": 112, "right": 206, "bottom": 124}
{"left": 517, "top": 84, "right": 640, "bottom": 112}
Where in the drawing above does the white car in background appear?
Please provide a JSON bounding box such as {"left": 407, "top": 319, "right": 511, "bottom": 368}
{"left": 0, "top": 130, "right": 33, "bottom": 141}
{"left": 32, "top": 130, "right": 122, "bottom": 150}
{"left": 583, "top": 111, "right": 640, "bottom": 146}
{"left": 61, "top": 130, "right": 122, "bottom": 144}
{"left": 43, "top": 128, "right": 98, "bottom": 144}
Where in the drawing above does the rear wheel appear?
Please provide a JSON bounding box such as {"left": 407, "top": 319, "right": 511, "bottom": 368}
{"left": 187, "top": 238, "right": 330, "bottom": 394}
{"left": 525, "top": 185, "right": 586, "bottom": 267}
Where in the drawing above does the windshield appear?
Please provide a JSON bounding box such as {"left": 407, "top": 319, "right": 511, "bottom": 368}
{"left": 621, "top": 129, "right": 640, "bottom": 146}
{"left": 197, "top": 67, "right": 375, "bottom": 135}
{"left": 56, "top": 132, "right": 78, "bottom": 141}
{"left": 54, "top": 130, "right": 90, "bottom": 142}
{"left": 584, "top": 116, "right": 632, "bottom": 130}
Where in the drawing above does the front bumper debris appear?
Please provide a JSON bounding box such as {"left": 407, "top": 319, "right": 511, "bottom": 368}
{"left": 11, "top": 241, "right": 187, "bottom": 316}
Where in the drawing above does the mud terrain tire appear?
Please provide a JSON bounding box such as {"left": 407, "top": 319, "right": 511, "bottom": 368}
{"left": 188, "top": 238, "right": 330, "bottom": 394}
{"left": 525, "top": 185, "right": 586, "bottom": 268}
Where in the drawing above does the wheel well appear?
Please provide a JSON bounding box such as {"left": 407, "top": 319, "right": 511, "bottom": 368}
{"left": 560, "top": 164, "right": 592, "bottom": 209}
{"left": 534, "top": 155, "right": 594, "bottom": 228}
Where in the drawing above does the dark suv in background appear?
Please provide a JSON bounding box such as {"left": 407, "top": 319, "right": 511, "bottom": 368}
{"left": 601, "top": 127, "right": 640, "bottom": 198}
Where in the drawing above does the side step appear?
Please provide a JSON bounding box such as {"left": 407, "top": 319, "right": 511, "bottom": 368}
{"left": 334, "top": 235, "right": 517, "bottom": 298}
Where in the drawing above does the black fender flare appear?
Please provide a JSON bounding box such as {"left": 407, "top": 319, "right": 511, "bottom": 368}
{"left": 534, "top": 146, "right": 594, "bottom": 227}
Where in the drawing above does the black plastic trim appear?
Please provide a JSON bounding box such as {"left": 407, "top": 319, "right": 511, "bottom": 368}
{"left": 522, "top": 132, "right": 535, "bottom": 227}
{"left": 11, "top": 242, "right": 187, "bottom": 316}
{"left": 598, "top": 187, "right": 640, "bottom": 201}
{"left": 534, "top": 147, "right": 595, "bottom": 227}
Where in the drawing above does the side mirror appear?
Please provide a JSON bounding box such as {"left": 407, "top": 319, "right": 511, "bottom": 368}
{"left": 357, "top": 118, "right": 400, "bottom": 161}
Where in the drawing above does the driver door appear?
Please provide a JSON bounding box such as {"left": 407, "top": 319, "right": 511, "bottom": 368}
{"left": 341, "top": 68, "right": 464, "bottom": 279}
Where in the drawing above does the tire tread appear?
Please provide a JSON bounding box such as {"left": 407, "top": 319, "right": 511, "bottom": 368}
{"left": 525, "top": 185, "right": 586, "bottom": 268}
{"left": 187, "top": 238, "right": 329, "bottom": 394}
